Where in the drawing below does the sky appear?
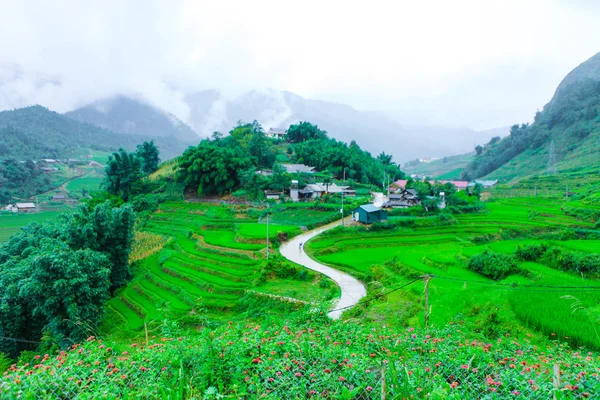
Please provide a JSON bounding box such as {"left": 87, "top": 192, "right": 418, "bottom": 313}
{"left": 0, "top": 0, "right": 599, "bottom": 130}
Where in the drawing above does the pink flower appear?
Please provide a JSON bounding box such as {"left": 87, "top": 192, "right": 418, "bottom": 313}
{"left": 366, "top": 386, "right": 373, "bottom": 391}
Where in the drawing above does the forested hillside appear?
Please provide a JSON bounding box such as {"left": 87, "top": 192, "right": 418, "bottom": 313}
{"left": 65, "top": 95, "right": 199, "bottom": 141}
{"left": 177, "top": 121, "right": 402, "bottom": 197}
{"left": 462, "top": 52, "right": 600, "bottom": 182}
{"left": 0, "top": 106, "right": 192, "bottom": 160}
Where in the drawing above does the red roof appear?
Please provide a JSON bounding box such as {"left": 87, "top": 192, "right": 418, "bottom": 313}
{"left": 392, "top": 179, "right": 408, "bottom": 188}
{"left": 437, "top": 180, "right": 469, "bottom": 189}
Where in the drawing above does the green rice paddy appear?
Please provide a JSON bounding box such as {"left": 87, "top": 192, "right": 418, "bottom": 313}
{"left": 308, "top": 197, "right": 600, "bottom": 349}
{"left": 105, "top": 201, "right": 335, "bottom": 333}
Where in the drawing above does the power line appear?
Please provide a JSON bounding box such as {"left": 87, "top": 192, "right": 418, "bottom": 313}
{"left": 0, "top": 336, "right": 41, "bottom": 344}
{"left": 431, "top": 274, "right": 600, "bottom": 291}
{"left": 328, "top": 276, "right": 427, "bottom": 314}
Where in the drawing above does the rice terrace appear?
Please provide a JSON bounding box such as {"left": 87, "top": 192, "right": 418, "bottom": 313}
{"left": 3, "top": 15, "right": 600, "bottom": 398}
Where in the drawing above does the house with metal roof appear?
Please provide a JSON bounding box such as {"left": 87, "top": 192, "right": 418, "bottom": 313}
{"left": 281, "top": 163, "right": 316, "bottom": 174}
{"left": 352, "top": 204, "right": 388, "bottom": 224}
{"left": 266, "top": 128, "right": 287, "bottom": 139}
{"left": 468, "top": 179, "right": 499, "bottom": 189}
{"left": 15, "top": 203, "right": 36, "bottom": 213}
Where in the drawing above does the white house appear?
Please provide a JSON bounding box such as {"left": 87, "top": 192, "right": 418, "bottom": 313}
{"left": 266, "top": 128, "right": 287, "bottom": 139}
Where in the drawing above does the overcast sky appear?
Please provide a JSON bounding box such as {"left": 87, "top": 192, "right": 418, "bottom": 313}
{"left": 0, "top": 0, "right": 599, "bottom": 130}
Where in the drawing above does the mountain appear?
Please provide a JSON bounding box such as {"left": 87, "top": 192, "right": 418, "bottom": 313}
{"left": 65, "top": 95, "right": 199, "bottom": 142}
{"left": 182, "top": 89, "right": 507, "bottom": 163}
{"left": 0, "top": 105, "right": 190, "bottom": 160}
{"left": 462, "top": 51, "right": 600, "bottom": 184}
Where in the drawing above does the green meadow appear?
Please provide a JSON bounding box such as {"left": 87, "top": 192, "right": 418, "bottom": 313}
{"left": 307, "top": 197, "right": 600, "bottom": 349}
{"left": 103, "top": 201, "right": 338, "bottom": 335}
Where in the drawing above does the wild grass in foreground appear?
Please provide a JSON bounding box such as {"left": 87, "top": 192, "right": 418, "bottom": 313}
{"left": 2, "top": 315, "right": 599, "bottom": 399}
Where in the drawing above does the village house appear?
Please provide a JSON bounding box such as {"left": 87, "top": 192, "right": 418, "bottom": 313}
{"left": 263, "top": 190, "right": 283, "bottom": 200}
{"left": 383, "top": 188, "right": 420, "bottom": 208}
{"left": 281, "top": 163, "right": 316, "bottom": 174}
{"left": 41, "top": 159, "right": 57, "bottom": 163}
{"left": 9, "top": 203, "right": 37, "bottom": 213}
{"left": 353, "top": 204, "right": 388, "bottom": 224}
{"left": 265, "top": 128, "right": 287, "bottom": 139}
{"left": 40, "top": 167, "right": 59, "bottom": 172}
{"left": 51, "top": 194, "right": 66, "bottom": 202}
{"left": 468, "top": 179, "right": 498, "bottom": 189}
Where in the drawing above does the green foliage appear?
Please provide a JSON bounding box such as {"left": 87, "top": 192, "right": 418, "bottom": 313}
{"left": 104, "top": 148, "right": 142, "bottom": 200}
{"left": 136, "top": 140, "right": 160, "bottom": 174}
{"left": 285, "top": 121, "right": 328, "bottom": 143}
{"left": 467, "top": 251, "right": 520, "bottom": 280}
{"left": 4, "top": 319, "right": 600, "bottom": 398}
{"left": 0, "top": 202, "right": 134, "bottom": 355}
{"left": 177, "top": 139, "right": 252, "bottom": 196}
{"left": 0, "top": 158, "right": 52, "bottom": 200}
{"left": 0, "top": 105, "right": 188, "bottom": 161}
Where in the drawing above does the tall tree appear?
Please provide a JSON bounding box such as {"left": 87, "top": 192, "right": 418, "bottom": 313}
{"left": 286, "top": 122, "right": 328, "bottom": 143}
{"left": 105, "top": 149, "right": 142, "bottom": 200}
{"left": 136, "top": 140, "right": 160, "bottom": 174}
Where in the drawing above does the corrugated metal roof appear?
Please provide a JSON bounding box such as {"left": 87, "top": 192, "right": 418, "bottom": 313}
{"left": 16, "top": 203, "right": 36, "bottom": 208}
{"left": 357, "top": 204, "right": 381, "bottom": 213}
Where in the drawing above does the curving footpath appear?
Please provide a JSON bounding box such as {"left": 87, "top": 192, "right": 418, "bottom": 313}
{"left": 279, "top": 219, "right": 367, "bottom": 319}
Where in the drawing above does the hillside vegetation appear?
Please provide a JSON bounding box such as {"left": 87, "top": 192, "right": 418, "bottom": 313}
{"left": 0, "top": 106, "right": 191, "bottom": 160}
{"left": 462, "top": 52, "right": 600, "bottom": 183}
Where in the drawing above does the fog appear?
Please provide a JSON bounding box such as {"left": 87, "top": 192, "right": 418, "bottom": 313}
{"left": 0, "top": 0, "right": 599, "bottom": 130}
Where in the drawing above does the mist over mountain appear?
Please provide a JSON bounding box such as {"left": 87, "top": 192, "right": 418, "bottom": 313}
{"left": 180, "top": 89, "right": 508, "bottom": 163}
{"left": 64, "top": 96, "right": 198, "bottom": 142}
{"left": 1, "top": 62, "right": 509, "bottom": 163}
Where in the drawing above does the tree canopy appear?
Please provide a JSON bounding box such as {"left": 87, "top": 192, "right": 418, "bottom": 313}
{"left": 0, "top": 202, "right": 135, "bottom": 355}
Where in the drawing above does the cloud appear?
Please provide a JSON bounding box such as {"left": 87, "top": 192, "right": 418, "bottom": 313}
{"left": 0, "top": 0, "right": 599, "bottom": 129}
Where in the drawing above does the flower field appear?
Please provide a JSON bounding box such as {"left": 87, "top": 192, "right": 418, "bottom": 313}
{"left": 2, "top": 317, "right": 600, "bottom": 399}
{"left": 104, "top": 202, "right": 337, "bottom": 334}
{"left": 307, "top": 197, "right": 600, "bottom": 349}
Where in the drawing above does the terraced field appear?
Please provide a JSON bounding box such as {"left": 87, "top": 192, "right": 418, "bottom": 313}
{"left": 308, "top": 197, "right": 600, "bottom": 348}
{"left": 105, "top": 201, "right": 336, "bottom": 333}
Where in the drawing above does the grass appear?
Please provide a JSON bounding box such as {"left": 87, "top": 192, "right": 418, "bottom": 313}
{"left": 65, "top": 172, "right": 105, "bottom": 196}
{"left": 0, "top": 210, "right": 68, "bottom": 242}
{"left": 308, "top": 196, "right": 600, "bottom": 349}
{"left": 104, "top": 201, "right": 338, "bottom": 335}
{"left": 6, "top": 317, "right": 600, "bottom": 398}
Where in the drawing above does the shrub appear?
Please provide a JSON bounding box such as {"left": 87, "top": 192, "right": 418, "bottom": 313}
{"left": 515, "top": 243, "right": 548, "bottom": 261}
{"left": 467, "top": 250, "right": 520, "bottom": 280}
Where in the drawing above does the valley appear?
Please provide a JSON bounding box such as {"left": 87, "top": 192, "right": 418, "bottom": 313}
{"left": 1, "top": 45, "right": 600, "bottom": 399}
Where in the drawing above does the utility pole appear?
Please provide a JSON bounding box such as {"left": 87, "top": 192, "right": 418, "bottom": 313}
{"left": 534, "top": 183, "right": 537, "bottom": 197}
{"left": 424, "top": 275, "right": 431, "bottom": 329}
{"left": 566, "top": 183, "right": 569, "bottom": 200}
{"left": 341, "top": 188, "right": 345, "bottom": 227}
{"left": 266, "top": 202, "right": 270, "bottom": 260}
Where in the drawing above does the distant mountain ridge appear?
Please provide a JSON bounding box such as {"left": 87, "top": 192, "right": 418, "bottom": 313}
{"left": 0, "top": 105, "right": 190, "bottom": 160}
{"left": 462, "top": 51, "right": 600, "bottom": 183}
{"left": 180, "top": 89, "right": 507, "bottom": 163}
{"left": 65, "top": 96, "right": 198, "bottom": 142}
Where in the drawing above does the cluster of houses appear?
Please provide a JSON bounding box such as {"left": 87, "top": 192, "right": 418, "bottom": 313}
{"left": 36, "top": 157, "right": 103, "bottom": 173}
{"left": 381, "top": 178, "right": 498, "bottom": 209}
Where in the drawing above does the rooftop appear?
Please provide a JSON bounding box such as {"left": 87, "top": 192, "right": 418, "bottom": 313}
{"left": 356, "top": 204, "right": 381, "bottom": 213}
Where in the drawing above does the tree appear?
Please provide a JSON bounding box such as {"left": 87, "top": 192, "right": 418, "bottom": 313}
{"left": 286, "top": 122, "right": 328, "bottom": 143}
{"left": 475, "top": 145, "right": 483, "bottom": 155}
{"left": 136, "top": 140, "right": 160, "bottom": 174}
{"left": 377, "top": 152, "right": 394, "bottom": 165}
{"left": 18, "top": 240, "right": 111, "bottom": 344}
{"left": 60, "top": 202, "right": 135, "bottom": 292}
{"left": 105, "top": 149, "right": 142, "bottom": 200}
{"left": 177, "top": 140, "right": 252, "bottom": 196}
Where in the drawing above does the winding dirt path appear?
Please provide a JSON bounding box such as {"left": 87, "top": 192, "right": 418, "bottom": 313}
{"left": 279, "top": 219, "right": 367, "bottom": 319}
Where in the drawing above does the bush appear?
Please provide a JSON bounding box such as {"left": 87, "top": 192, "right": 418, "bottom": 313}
{"left": 515, "top": 243, "right": 548, "bottom": 261}
{"left": 467, "top": 250, "right": 520, "bottom": 280}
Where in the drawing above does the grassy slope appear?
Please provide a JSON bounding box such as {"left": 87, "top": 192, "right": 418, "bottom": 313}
{"left": 403, "top": 153, "right": 473, "bottom": 178}
{"left": 308, "top": 197, "right": 600, "bottom": 349}
{"left": 486, "top": 128, "right": 600, "bottom": 184}
{"left": 104, "top": 201, "right": 338, "bottom": 335}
